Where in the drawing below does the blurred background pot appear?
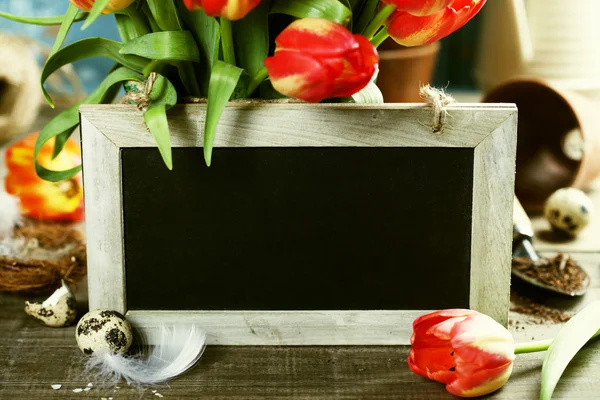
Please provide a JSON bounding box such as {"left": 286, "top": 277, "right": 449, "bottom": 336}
{"left": 484, "top": 79, "right": 600, "bottom": 212}
{"left": 476, "top": 0, "right": 600, "bottom": 101}
{"left": 376, "top": 40, "right": 441, "bottom": 103}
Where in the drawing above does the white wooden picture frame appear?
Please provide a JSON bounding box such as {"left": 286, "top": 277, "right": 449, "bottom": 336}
{"left": 80, "top": 103, "right": 517, "bottom": 345}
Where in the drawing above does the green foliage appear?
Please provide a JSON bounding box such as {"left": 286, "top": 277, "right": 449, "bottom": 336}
{"left": 1, "top": 0, "right": 394, "bottom": 175}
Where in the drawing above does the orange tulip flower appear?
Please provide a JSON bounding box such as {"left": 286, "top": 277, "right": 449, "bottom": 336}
{"left": 264, "top": 18, "right": 379, "bottom": 103}
{"left": 382, "top": 0, "right": 454, "bottom": 16}
{"left": 183, "top": 0, "right": 261, "bottom": 20}
{"left": 409, "top": 309, "right": 515, "bottom": 397}
{"left": 70, "top": 0, "right": 135, "bottom": 13}
{"left": 4, "top": 132, "right": 84, "bottom": 222}
{"left": 387, "top": 0, "right": 486, "bottom": 47}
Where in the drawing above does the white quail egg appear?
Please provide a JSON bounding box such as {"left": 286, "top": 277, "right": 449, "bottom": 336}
{"left": 544, "top": 188, "right": 594, "bottom": 237}
{"left": 76, "top": 309, "right": 133, "bottom": 355}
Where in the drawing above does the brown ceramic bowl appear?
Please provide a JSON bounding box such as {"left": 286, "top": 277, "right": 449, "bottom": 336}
{"left": 483, "top": 78, "right": 600, "bottom": 213}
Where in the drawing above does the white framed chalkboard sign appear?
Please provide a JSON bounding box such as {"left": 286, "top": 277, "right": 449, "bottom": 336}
{"left": 80, "top": 103, "right": 517, "bottom": 345}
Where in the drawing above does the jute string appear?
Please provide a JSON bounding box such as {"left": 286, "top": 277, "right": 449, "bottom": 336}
{"left": 122, "top": 72, "right": 158, "bottom": 111}
{"left": 419, "top": 84, "right": 455, "bottom": 134}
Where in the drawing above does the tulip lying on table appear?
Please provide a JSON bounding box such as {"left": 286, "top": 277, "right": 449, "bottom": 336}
{"left": 4, "top": 132, "right": 84, "bottom": 222}
{"left": 409, "top": 303, "right": 600, "bottom": 398}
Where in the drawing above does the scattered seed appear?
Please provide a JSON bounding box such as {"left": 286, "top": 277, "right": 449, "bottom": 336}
{"left": 51, "top": 384, "right": 62, "bottom": 390}
{"left": 72, "top": 388, "right": 83, "bottom": 393}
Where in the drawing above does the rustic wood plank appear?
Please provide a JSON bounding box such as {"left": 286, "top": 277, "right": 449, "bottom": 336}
{"left": 80, "top": 103, "right": 517, "bottom": 149}
{"left": 80, "top": 116, "right": 126, "bottom": 313}
{"left": 470, "top": 112, "right": 517, "bottom": 327}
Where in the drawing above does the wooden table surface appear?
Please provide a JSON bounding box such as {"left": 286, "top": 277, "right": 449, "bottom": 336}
{"left": 1, "top": 127, "right": 600, "bottom": 399}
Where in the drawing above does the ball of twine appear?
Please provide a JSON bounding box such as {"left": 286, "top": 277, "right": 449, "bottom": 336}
{"left": 121, "top": 72, "right": 158, "bottom": 111}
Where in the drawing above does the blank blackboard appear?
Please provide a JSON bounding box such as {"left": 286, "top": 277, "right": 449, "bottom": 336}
{"left": 122, "top": 147, "right": 474, "bottom": 311}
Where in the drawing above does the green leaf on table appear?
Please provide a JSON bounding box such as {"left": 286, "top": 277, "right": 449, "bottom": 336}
{"left": 120, "top": 31, "right": 200, "bottom": 63}
{"left": 51, "top": 4, "right": 80, "bottom": 55}
{"left": 270, "top": 0, "right": 352, "bottom": 25}
{"left": 204, "top": 61, "right": 243, "bottom": 166}
{"left": 177, "top": 3, "right": 220, "bottom": 95}
{"left": 81, "top": 0, "right": 111, "bottom": 30}
{"left": 41, "top": 38, "right": 149, "bottom": 107}
{"left": 144, "top": 74, "right": 178, "bottom": 170}
{"left": 146, "top": 0, "right": 182, "bottom": 31}
{"left": 351, "top": 81, "right": 384, "bottom": 104}
{"left": 540, "top": 301, "right": 600, "bottom": 400}
{"left": 232, "top": 1, "right": 269, "bottom": 77}
{"left": 0, "top": 10, "right": 88, "bottom": 25}
{"left": 35, "top": 67, "right": 144, "bottom": 182}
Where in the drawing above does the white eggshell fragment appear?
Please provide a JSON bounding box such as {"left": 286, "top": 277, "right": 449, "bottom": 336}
{"left": 544, "top": 188, "right": 594, "bottom": 236}
{"left": 76, "top": 309, "right": 133, "bottom": 356}
{"left": 24, "top": 280, "right": 77, "bottom": 328}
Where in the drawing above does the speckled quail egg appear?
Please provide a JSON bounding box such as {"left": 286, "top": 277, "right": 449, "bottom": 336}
{"left": 25, "top": 280, "right": 77, "bottom": 327}
{"left": 544, "top": 188, "right": 594, "bottom": 236}
{"left": 76, "top": 309, "right": 133, "bottom": 355}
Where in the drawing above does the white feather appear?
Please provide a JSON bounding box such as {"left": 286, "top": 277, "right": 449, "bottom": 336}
{"left": 85, "top": 324, "right": 206, "bottom": 386}
{"left": 0, "top": 191, "right": 20, "bottom": 237}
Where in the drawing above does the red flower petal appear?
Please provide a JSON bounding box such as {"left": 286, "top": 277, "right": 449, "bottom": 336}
{"left": 265, "top": 51, "right": 335, "bottom": 103}
{"left": 183, "top": 0, "right": 261, "bottom": 20}
{"left": 275, "top": 18, "right": 358, "bottom": 57}
{"left": 382, "top": 0, "right": 454, "bottom": 16}
{"left": 387, "top": 0, "right": 486, "bottom": 46}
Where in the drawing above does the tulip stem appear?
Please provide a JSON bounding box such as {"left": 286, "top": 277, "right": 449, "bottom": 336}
{"left": 371, "top": 27, "right": 390, "bottom": 48}
{"left": 220, "top": 18, "right": 236, "bottom": 66}
{"left": 363, "top": 4, "right": 396, "bottom": 40}
{"left": 247, "top": 67, "right": 269, "bottom": 97}
{"left": 514, "top": 339, "right": 554, "bottom": 354}
{"left": 514, "top": 328, "right": 600, "bottom": 354}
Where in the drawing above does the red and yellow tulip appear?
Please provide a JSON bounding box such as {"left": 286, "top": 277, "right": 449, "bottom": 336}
{"left": 382, "top": 0, "right": 454, "bottom": 16}
{"left": 4, "top": 132, "right": 84, "bottom": 222}
{"left": 409, "top": 309, "right": 515, "bottom": 398}
{"left": 183, "top": 0, "right": 261, "bottom": 20}
{"left": 387, "top": 0, "right": 486, "bottom": 47}
{"left": 69, "top": 0, "right": 135, "bottom": 14}
{"left": 264, "top": 18, "right": 378, "bottom": 103}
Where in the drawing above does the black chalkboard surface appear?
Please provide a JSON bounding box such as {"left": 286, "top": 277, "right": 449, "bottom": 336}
{"left": 122, "top": 147, "right": 474, "bottom": 311}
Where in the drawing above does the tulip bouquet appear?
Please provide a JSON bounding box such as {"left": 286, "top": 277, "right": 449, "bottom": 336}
{"left": 409, "top": 303, "right": 600, "bottom": 399}
{"left": 1, "top": 0, "right": 485, "bottom": 181}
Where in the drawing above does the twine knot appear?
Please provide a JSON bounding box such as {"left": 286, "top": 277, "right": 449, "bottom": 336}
{"left": 122, "top": 72, "right": 158, "bottom": 111}
{"left": 419, "top": 85, "right": 455, "bottom": 134}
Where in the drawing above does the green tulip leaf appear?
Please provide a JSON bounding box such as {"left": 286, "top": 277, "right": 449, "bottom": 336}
{"left": 232, "top": 1, "right": 269, "bottom": 77}
{"left": 115, "top": 13, "right": 139, "bottom": 42}
{"left": 540, "top": 301, "right": 600, "bottom": 400}
{"left": 41, "top": 38, "right": 149, "bottom": 107}
{"left": 51, "top": 4, "right": 80, "bottom": 55}
{"left": 143, "top": 74, "right": 178, "bottom": 170}
{"left": 177, "top": 3, "right": 220, "bottom": 95}
{"left": 354, "top": 0, "right": 380, "bottom": 35}
{"left": 35, "top": 67, "right": 144, "bottom": 182}
{"left": 81, "top": 0, "right": 111, "bottom": 30}
{"left": 147, "top": 0, "right": 182, "bottom": 31}
{"left": 351, "top": 81, "right": 384, "bottom": 104}
{"left": 270, "top": 0, "right": 352, "bottom": 25}
{"left": 120, "top": 31, "right": 200, "bottom": 63}
{"left": 204, "top": 61, "right": 243, "bottom": 166}
{"left": 0, "top": 10, "right": 88, "bottom": 25}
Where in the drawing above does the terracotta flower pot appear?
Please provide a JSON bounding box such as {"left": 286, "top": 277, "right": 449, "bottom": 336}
{"left": 483, "top": 78, "right": 600, "bottom": 212}
{"left": 376, "top": 41, "right": 440, "bottom": 103}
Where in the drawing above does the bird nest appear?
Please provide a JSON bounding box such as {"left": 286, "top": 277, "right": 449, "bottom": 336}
{"left": 0, "top": 220, "right": 86, "bottom": 294}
